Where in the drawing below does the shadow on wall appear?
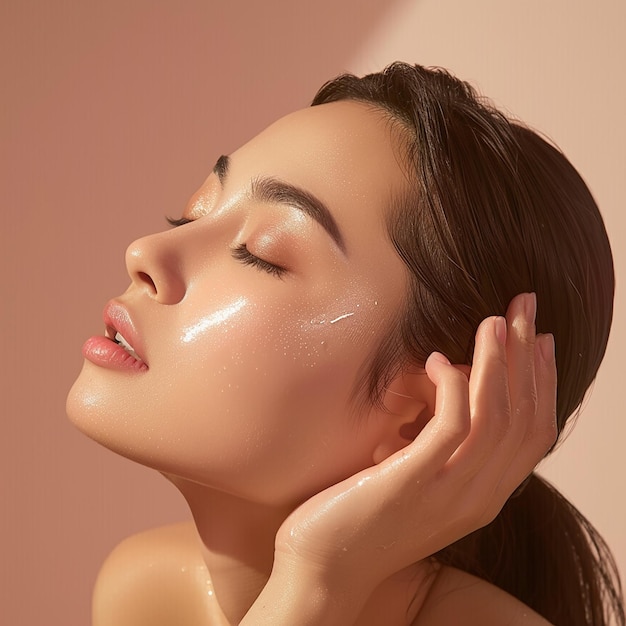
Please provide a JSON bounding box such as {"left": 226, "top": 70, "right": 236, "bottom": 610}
{"left": 1, "top": 1, "right": 407, "bottom": 626}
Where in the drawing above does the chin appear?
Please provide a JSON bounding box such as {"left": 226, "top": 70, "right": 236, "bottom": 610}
{"left": 66, "top": 364, "right": 103, "bottom": 436}
{"left": 66, "top": 364, "right": 154, "bottom": 468}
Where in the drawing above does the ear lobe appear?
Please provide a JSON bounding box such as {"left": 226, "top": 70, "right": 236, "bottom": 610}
{"left": 371, "top": 368, "right": 436, "bottom": 465}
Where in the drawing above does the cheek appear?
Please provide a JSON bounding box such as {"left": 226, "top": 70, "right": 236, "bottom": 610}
{"left": 66, "top": 289, "right": 391, "bottom": 505}
{"left": 158, "top": 301, "right": 380, "bottom": 498}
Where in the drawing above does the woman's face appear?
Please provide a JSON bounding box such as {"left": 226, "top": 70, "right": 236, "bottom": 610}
{"left": 67, "top": 101, "right": 409, "bottom": 507}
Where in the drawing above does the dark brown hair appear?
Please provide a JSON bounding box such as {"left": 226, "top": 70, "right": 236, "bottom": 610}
{"left": 312, "top": 63, "right": 623, "bottom": 625}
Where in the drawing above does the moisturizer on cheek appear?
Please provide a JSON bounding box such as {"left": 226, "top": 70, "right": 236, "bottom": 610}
{"left": 274, "top": 292, "right": 390, "bottom": 372}
{"left": 307, "top": 292, "right": 386, "bottom": 342}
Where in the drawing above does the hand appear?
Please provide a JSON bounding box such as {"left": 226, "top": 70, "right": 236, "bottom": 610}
{"left": 273, "top": 293, "right": 557, "bottom": 595}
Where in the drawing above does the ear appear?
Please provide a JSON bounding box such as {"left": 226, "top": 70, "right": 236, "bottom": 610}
{"left": 370, "top": 367, "right": 436, "bottom": 465}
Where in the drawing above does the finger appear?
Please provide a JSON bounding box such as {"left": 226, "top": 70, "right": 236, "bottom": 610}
{"left": 498, "top": 333, "right": 558, "bottom": 495}
{"left": 532, "top": 333, "right": 558, "bottom": 452}
{"left": 449, "top": 315, "right": 511, "bottom": 470}
{"left": 454, "top": 364, "right": 472, "bottom": 378}
{"left": 404, "top": 352, "right": 470, "bottom": 470}
{"left": 487, "top": 293, "right": 539, "bottom": 489}
{"left": 505, "top": 293, "right": 538, "bottom": 440}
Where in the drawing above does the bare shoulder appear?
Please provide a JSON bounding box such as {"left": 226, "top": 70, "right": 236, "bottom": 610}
{"left": 416, "top": 566, "right": 554, "bottom": 626}
{"left": 93, "top": 522, "right": 217, "bottom": 626}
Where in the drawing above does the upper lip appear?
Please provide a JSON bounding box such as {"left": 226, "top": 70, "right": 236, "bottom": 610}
{"left": 103, "top": 300, "right": 148, "bottom": 365}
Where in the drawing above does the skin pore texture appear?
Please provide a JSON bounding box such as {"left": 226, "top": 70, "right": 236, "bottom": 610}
{"left": 67, "top": 101, "right": 556, "bottom": 625}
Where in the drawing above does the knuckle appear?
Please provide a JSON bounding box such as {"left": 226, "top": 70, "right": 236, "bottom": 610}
{"left": 514, "top": 393, "right": 538, "bottom": 418}
{"left": 519, "top": 334, "right": 536, "bottom": 350}
{"left": 493, "top": 349, "right": 508, "bottom": 369}
{"left": 445, "top": 367, "right": 470, "bottom": 386}
{"left": 512, "top": 318, "right": 536, "bottom": 348}
{"left": 473, "top": 407, "right": 511, "bottom": 442}
{"left": 439, "top": 417, "right": 470, "bottom": 445}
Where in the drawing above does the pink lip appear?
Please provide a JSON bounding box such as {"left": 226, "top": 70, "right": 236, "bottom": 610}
{"left": 81, "top": 301, "right": 148, "bottom": 372}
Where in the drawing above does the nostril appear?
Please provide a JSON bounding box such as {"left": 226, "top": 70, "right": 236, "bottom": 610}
{"left": 138, "top": 271, "right": 157, "bottom": 294}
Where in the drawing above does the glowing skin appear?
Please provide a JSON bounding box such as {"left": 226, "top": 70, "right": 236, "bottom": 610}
{"left": 67, "top": 102, "right": 412, "bottom": 509}
{"left": 68, "top": 100, "right": 558, "bottom": 626}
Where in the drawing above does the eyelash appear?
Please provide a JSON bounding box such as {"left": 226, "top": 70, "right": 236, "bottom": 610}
{"left": 231, "top": 243, "right": 286, "bottom": 279}
{"left": 166, "top": 216, "right": 194, "bottom": 227}
{"left": 165, "top": 216, "right": 287, "bottom": 279}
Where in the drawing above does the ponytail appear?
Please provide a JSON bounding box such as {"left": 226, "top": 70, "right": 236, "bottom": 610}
{"left": 436, "top": 474, "right": 625, "bottom": 625}
{"left": 312, "top": 63, "right": 624, "bottom": 622}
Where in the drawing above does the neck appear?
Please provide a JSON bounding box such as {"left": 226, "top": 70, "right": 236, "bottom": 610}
{"left": 168, "top": 476, "right": 439, "bottom": 626}
{"left": 169, "top": 476, "right": 292, "bottom": 624}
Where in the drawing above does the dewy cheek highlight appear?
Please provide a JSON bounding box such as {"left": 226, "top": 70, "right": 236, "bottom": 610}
{"left": 181, "top": 297, "right": 248, "bottom": 343}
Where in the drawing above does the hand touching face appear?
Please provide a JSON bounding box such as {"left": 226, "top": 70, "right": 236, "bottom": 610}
{"left": 271, "top": 293, "right": 557, "bottom": 597}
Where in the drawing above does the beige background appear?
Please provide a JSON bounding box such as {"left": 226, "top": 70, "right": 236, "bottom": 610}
{"left": 1, "top": 1, "right": 624, "bottom": 624}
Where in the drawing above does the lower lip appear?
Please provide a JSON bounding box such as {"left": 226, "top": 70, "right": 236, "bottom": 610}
{"left": 82, "top": 336, "right": 148, "bottom": 372}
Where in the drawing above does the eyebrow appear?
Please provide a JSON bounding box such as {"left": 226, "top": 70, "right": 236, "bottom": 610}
{"left": 212, "top": 155, "right": 346, "bottom": 253}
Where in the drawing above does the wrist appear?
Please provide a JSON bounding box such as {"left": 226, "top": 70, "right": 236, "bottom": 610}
{"left": 240, "top": 555, "right": 371, "bottom": 626}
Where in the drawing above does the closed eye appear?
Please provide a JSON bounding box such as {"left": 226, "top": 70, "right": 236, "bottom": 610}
{"left": 167, "top": 217, "right": 286, "bottom": 278}
{"left": 231, "top": 243, "right": 286, "bottom": 279}
{"left": 166, "top": 216, "right": 194, "bottom": 227}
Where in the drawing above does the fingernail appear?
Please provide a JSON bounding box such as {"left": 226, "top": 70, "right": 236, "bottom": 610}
{"left": 524, "top": 292, "right": 537, "bottom": 325}
{"left": 538, "top": 333, "right": 555, "bottom": 362}
{"left": 429, "top": 352, "right": 451, "bottom": 365}
{"left": 494, "top": 316, "right": 507, "bottom": 345}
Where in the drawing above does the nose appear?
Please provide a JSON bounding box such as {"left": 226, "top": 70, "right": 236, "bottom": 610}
{"left": 125, "top": 230, "right": 187, "bottom": 304}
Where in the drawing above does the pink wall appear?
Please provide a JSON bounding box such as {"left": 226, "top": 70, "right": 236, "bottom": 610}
{"left": 2, "top": 1, "right": 623, "bottom": 623}
{"left": 1, "top": 2, "right": 403, "bottom": 623}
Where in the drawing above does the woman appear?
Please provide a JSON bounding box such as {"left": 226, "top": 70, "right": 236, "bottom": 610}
{"left": 67, "top": 63, "right": 624, "bottom": 625}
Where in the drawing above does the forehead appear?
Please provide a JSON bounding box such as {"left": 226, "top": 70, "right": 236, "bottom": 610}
{"left": 234, "top": 100, "right": 403, "bottom": 180}
{"left": 227, "top": 100, "right": 408, "bottom": 256}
